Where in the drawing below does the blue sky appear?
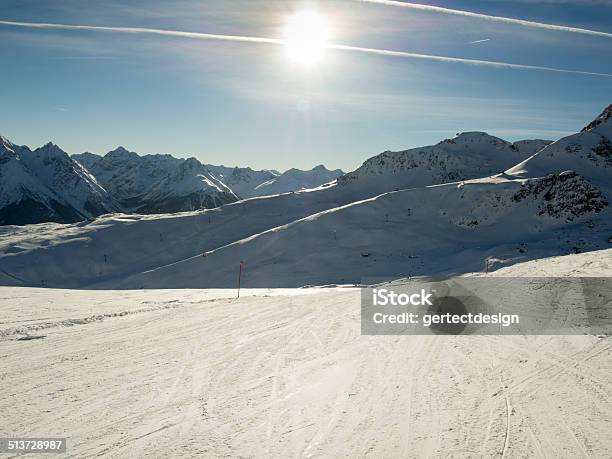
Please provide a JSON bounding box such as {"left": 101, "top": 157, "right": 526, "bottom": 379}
{"left": 0, "top": 0, "right": 611, "bottom": 171}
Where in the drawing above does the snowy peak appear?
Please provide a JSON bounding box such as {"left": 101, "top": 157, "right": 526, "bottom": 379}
{"left": 455, "top": 131, "right": 497, "bottom": 139}
{"left": 439, "top": 132, "right": 550, "bottom": 156}
{"left": 337, "top": 131, "right": 548, "bottom": 195}
{"left": 78, "top": 148, "right": 239, "bottom": 213}
{"left": 31, "top": 143, "right": 71, "bottom": 163}
{"left": 0, "top": 135, "right": 116, "bottom": 225}
{"left": 282, "top": 165, "right": 340, "bottom": 175}
{"left": 206, "top": 165, "right": 279, "bottom": 198}
{"left": 507, "top": 104, "right": 612, "bottom": 191}
{"left": 250, "top": 165, "right": 344, "bottom": 197}
{"left": 163, "top": 157, "right": 233, "bottom": 196}
{"left": 107, "top": 146, "right": 137, "bottom": 158}
{"left": 29, "top": 142, "right": 77, "bottom": 165}
{"left": 582, "top": 104, "right": 612, "bottom": 137}
{"left": 204, "top": 164, "right": 342, "bottom": 199}
{"left": 25, "top": 143, "right": 114, "bottom": 217}
{"left": 102, "top": 147, "right": 142, "bottom": 168}
{"left": 438, "top": 131, "right": 510, "bottom": 150}
{"left": 40, "top": 141, "right": 62, "bottom": 151}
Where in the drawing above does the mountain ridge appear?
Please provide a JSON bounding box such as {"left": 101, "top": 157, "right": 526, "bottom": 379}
{"left": 0, "top": 104, "right": 609, "bottom": 287}
{"left": 0, "top": 115, "right": 599, "bottom": 228}
{"left": 0, "top": 137, "right": 116, "bottom": 225}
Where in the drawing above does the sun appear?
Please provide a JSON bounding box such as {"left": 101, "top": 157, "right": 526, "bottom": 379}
{"left": 283, "top": 11, "right": 330, "bottom": 66}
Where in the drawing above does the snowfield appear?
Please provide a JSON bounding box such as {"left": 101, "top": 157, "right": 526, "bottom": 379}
{"left": 1, "top": 251, "right": 611, "bottom": 458}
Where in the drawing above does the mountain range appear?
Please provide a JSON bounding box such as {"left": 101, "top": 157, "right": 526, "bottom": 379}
{"left": 1, "top": 126, "right": 551, "bottom": 227}
{"left": 72, "top": 148, "right": 239, "bottom": 214}
{"left": 1, "top": 104, "right": 610, "bottom": 288}
{"left": 0, "top": 140, "right": 344, "bottom": 225}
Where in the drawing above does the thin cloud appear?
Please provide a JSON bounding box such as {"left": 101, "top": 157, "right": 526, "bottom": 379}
{"left": 357, "top": 0, "right": 612, "bottom": 39}
{"left": 1, "top": 19, "right": 611, "bottom": 78}
{"left": 469, "top": 38, "right": 491, "bottom": 44}
{"left": 0, "top": 20, "right": 281, "bottom": 45}
{"left": 52, "top": 55, "right": 117, "bottom": 60}
{"left": 330, "top": 44, "right": 612, "bottom": 77}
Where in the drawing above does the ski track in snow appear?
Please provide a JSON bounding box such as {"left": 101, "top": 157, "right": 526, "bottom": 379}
{"left": 1, "top": 251, "right": 611, "bottom": 457}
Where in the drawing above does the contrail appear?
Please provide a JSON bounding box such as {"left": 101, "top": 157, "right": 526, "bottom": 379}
{"left": 331, "top": 44, "right": 612, "bottom": 77}
{"left": 0, "top": 20, "right": 281, "bottom": 45}
{"left": 469, "top": 38, "right": 491, "bottom": 44}
{"left": 357, "top": 0, "right": 612, "bottom": 39}
{"left": 1, "top": 19, "right": 610, "bottom": 78}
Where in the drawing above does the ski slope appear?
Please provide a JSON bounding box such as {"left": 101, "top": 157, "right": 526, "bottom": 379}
{"left": 1, "top": 169, "right": 609, "bottom": 289}
{"left": 105, "top": 173, "right": 609, "bottom": 288}
{"left": 0, "top": 190, "right": 351, "bottom": 288}
{"left": 1, "top": 251, "right": 611, "bottom": 457}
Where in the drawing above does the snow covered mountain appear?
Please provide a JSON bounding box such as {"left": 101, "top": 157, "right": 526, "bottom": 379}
{"left": 2, "top": 136, "right": 343, "bottom": 225}
{"left": 0, "top": 136, "right": 115, "bottom": 225}
{"left": 1, "top": 105, "right": 609, "bottom": 288}
{"left": 337, "top": 133, "right": 551, "bottom": 195}
{"left": 73, "top": 148, "right": 238, "bottom": 213}
{"left": 249, "top": 165, "right": 343, "bottom": 197}
{"left": 204, "top": 165, "right": 279, "bottom": 198}
{"left": 507, "top": 104, "right": 612, "bottom": 191}
{"left": 20, "top": 143, "right": 115, "bottom": 215}
{"left": 76, "top": 150, "right": 340, "bottom": 210}
{"left": 1, "top": 127, "right": 544, "bottom": 227}
{"left": 136, "top": 158, "right": 238, "bottom": 213}
{"left": 205, "top": 164, "right": 342, "bottom": 198}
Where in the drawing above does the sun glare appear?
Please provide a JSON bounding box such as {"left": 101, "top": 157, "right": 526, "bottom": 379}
{"left": 284, "top": 11, "right": 330, "bottom": 66}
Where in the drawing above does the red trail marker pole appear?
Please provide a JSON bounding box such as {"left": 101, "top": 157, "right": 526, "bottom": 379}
{"left": 237, "top": 260, "right": 244, "bottom": 298}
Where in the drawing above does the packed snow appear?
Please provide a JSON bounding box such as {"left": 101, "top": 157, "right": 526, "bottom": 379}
{"left": 1, "top": 250, "right": 610, "bottom": 457}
